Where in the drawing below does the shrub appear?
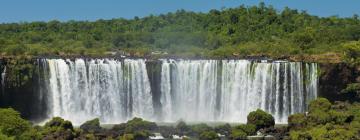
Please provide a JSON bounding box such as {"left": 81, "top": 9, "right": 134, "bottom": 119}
{"left": 230, "top": 129, "right": 247, "bottom": 140}
{"left": 0, "top": 128, "right": 14, "bottom": 140}
{"left": 307, "top": 110, "right": 332, "bottom": 125}
{"left": 289, "top": 100, "right": 360, "bottom": 139}
{"left": 329, "top": 110, "right": 353, "bottom": 124}
{"left": 83, "top": 133, "right": 96, "bottom": 140}
{"left": 234, "top": 124, "right": 256, "bottom": 135}
{"left": 0, "top": 108, "right": 31, "bottom": 136}
{"left": 18, "top": 128, "right": 42, "bottom": 140}
{"left": 289, "top": 130, "right": 312, "bottom": 140}
{"left": 309, "top": 98, "right": 331, "bottom": 112}
{"left": 214, "top": 123, "right": 231, "bottom": 136}
{"left": 112, "top": 118, "right": 157, "bottom": 138}
{"left": 120, "top": 134, "right": 134, "bottom": 140}
{"left": 326, "top": 126, "right": 358, "bottom": 140}
{"left": 342, "top": 41, "right": 360, "bottom": 61}
{"left": 44, "top": 117, "right": 73, "bottom": 131}
{"left": 123, "top": 117, "right": 157, "bottom": 133}
{"left": 341, "top": 83, "right": 360, "bottom": 98}
{"left": 190, "top": 123, "right": 213, "bottom": 135}
{"left": 306, "top": 98, "right": 333, "bottom": 125}
{"left": 230, "top": 124, "right": 256, "bottom": 140}
{"left": 247, "top": 109, "right": 275, "bottom": 130}
{"left": 288, "top": 113, "right": 307, "bottom": 130}
{"left": 42, "top": 117, "right": 75, "bottom": 140}
{"left": 199, "top": 131, "right": 220, "bottom": 140}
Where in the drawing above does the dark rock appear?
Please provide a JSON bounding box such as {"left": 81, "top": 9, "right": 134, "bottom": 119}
{"left": 80, "top": 118, "right": 103, "bottom": 133}
{"left": 43, "top": 129, "right": 75, "bottom": 140}
{"left": 45, "top": 117, "right": 73, "bottom": 130}
{"left": 319, "top": 63, "right": 359, "bottom": 102}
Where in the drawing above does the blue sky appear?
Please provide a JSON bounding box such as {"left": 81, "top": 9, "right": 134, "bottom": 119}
{"left": 0, "top": 0, "right": 359, "bottom": 23}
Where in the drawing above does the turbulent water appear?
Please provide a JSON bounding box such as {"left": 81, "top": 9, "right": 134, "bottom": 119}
{"left": 40, "top": 59, "right": 318, "bottom": 124}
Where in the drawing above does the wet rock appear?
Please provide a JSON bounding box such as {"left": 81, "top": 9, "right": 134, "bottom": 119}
{"left": 80, "top": 118, "right": 103, "bottom": 133}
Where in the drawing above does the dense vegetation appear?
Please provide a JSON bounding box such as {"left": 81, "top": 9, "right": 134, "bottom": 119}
{"left": 0, "top": 3, "right": 360, "bottom": 62}
{"left": 0, "top": 108, "right": 277, "bottom": 140}
{"left": 0, "top": 98, "right": 359, "bottom": 139}
{"left": 288, "top": 98, "right": 360, "bottom": 139}
{"left": 0, "top": 2, "right": 360, "bottom": 140}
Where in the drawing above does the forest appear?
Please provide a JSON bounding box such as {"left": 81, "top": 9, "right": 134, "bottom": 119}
{"left": 0, "top": 3, "right": 360, "bottom": 63}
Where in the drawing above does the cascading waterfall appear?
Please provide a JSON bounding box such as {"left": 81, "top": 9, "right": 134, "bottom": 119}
{"left": 161, "top": 60, "right": 219, "bottom": 121}
{"left": 160, "top": 60, "right": 318, "bottom": 123}
{"left": 43, "top": 58, "right": 318, "bottom": 124}
{"left": 46, "top": 59, "right": 153, "bottom": 124}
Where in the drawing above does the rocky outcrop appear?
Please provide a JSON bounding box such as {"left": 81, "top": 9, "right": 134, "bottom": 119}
{"left": 318, "top": 63, "right": 360, "bottom": 102}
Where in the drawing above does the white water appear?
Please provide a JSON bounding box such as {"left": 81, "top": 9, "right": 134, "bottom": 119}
{"left": 44, "top": 59, "right": 318, "bottom": 124}
{"left": 1, "top": 66, "right": 6, "bottom": 87}
{"left": 46, "top": 59, "right": 153, "bottom": 124}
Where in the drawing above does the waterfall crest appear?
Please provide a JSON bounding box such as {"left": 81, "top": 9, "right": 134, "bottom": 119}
{"left": 44, "top": 59, "right": 318, "bottom": 124}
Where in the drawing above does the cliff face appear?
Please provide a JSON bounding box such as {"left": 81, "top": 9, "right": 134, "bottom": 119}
{"left": 0, "top": 59, "right": 48, "bottom": 122}
{"left": 318, "top": 63, "right": 359, "bottom": 102}
{"left": 0, "top": 58, "right": 358, "bottom": 122}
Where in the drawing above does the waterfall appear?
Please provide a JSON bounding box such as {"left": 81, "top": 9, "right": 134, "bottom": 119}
{"left": 162, "top": 60, "right": 219, "bottom": 121}
{"left": 159, "top": 60, "right": 318, "bottom": 123}
{"left": 160, "top": 59, "right": 172, "bottom": 122}
{"left": 43, "top": 58, "right": 318, "bottom": 124}
{"left": 1, "top": 66, "right": 6, "bottom": 87}
{"left": 46, "top": 59, "right": 153, "bottom": 124}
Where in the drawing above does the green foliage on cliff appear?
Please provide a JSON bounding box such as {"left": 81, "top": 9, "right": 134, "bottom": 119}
{"left": 341, "top": 83, "right": 360, "bottom": 99}
{"left": 3, "top": 56, "right": 35, "bottom": 87}
{"left": 0, "top": 108, "right": 31, "bottom": 137}
{"left": 288, "top": 98, "right": 360, "bottom": 140}
{"left": 343, "top": 41, "right": 360, "bottom": 64}
{"left": 0, "top": 3, "right": 359, "bottom": 60}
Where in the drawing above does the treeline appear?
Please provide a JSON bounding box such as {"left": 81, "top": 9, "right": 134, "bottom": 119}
{"left": 0, "top": 3, "right": 360, "bottom": 61}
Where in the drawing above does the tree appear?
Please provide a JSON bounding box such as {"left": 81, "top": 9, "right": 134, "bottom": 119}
{"left": 247, "top": 109, "right": 275, "bottom": 130}
{"left": 288, "top": 98, "right": 360, "bottom": 140}
{"left": 342, "top": 41, "right": 360, "bottom": 62}
{"left": 292, "top": 27, "right": 316, "bottom": 50}
{"left": 0, "top": 108, "right": 31, "bottom": 137}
